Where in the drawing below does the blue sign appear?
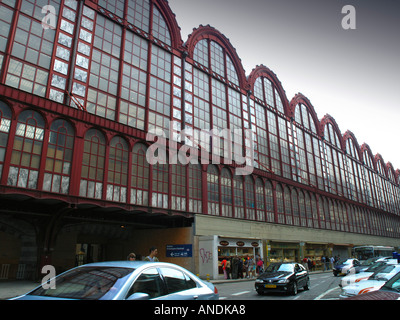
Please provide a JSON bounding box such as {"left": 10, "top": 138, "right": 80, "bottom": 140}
{"left": 166, "top": 244, "right": 192, "bottom": 258}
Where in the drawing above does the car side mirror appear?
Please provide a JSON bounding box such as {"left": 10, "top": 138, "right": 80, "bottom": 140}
{"left": 126, "top": 292, "right": 151, "bottom": 300}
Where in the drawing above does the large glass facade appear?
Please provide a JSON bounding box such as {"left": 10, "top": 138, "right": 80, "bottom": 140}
{"left": 0, "top": 0, "right": 399, "bottom": 239}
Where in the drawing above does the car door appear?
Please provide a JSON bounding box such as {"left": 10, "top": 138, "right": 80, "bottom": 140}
{"left": 294, "top": 264, "right": 307, "bottom": 287}
{"left": 159, "top": 267, "right": 200, "bottom": 300}
{"left": 126, "top": 267, "right": 166, "bottom": 299}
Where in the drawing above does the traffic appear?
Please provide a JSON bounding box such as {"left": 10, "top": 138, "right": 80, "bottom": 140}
{"left": 7, "top": 245, "right": 400, "bottom": 300}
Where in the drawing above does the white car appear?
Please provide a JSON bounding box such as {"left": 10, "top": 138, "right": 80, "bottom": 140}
{"left": 339, "top": 264, "right": 400, "bottom": 299}
{"left": 340, "top": 259, "right": 398, "bottom": 288}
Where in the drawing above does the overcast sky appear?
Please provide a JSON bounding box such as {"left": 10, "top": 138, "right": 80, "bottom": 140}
{"left": 167, "top": 0, "right": 400, "bottom": 170}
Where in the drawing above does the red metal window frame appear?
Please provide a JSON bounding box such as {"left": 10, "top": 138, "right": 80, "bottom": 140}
{"left": 43, "top": 118, "right": 74, "bottom": 194}
{"left": 80, "top": 128, "right": 106, "bottom": 199}
{"left": 8, "top": 109, "right": 45, "bottom": 189}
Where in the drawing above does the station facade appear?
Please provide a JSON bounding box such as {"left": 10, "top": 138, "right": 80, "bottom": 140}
{"left": 0, "top": 0, "right": 399, "bottom": 280}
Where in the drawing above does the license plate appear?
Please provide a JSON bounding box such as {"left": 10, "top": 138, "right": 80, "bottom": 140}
{"left": 264, "top": 284, "right": 276, "bottom": 288}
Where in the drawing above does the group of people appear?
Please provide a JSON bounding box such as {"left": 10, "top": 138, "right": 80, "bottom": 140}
{"left": 302, "top": 256, "right": 339, "bottom": 271}
{"left": 221, "top": 256, "right": 264, "bottom": 280}
{"left": 127, "top": 246, "right": 159, "bottom": 262}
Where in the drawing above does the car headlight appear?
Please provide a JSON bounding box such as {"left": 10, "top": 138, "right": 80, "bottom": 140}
{"left": 255, "top": 279, "right": 264, "bottom": 283}
{"left": 277, "top": 279, "right": 289, "bottom": 284}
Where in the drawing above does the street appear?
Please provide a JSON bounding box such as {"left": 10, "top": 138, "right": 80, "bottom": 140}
{"left": 215, "top": 272, "right": 342, "bottom": 300}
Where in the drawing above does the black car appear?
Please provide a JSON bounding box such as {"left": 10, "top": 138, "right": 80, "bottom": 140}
{"left": 255, "top": 262, "right": 310, "bottom": 295}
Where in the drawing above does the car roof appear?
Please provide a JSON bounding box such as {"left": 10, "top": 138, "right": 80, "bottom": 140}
{"left": 78, "top": 261, "right": 150, "bottom": 268}
{"left": 78, "top": 261, "right": 193, "bottom": 272}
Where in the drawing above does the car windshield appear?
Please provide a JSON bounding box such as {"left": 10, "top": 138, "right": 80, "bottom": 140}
{"left": 28, "top": 266, "right": 134, "bottom": 300}
{"left": 381, "top": 272, "right": 400, "bottom": 293}
{"left": 369, "top": 265, "right": 397, "bottom": 280}
{"left": 365, "top": 262, "right": 386, "bottom": 272}
{"left": 360, "top": 258, "right": 377, "bottom": 266}
{"left": 265, "top": 263, "right": 294, "bottom": 273}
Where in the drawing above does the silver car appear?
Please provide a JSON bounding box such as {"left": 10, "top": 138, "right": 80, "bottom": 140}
{"left": 11, "top": 261, "right": 219, "bottom": 300}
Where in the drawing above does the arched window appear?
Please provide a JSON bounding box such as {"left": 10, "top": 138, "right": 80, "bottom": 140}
{"left": 220, "top": 168, "right": 232, "bottom": 217}
{"left": 80, "top": 129, "right": 106, "bottom": 199}
{"left": 265, "top": 180, "right": 274, "bottom": 222}
{"left": 188, "top": 163, "right": 202, "bottom": 213}
{"left": 298, "top": 190, "right": 307, "bottom": 227}
{"left": 283, "top": 186, "right": 293, "bottom": 225}
{"left": 255, "top": 178, "right": 265, "bottom": 221}
{"left": 107, "top": 136, "right": 129, "bottom": 202}
{"left": 245, "top": 176, "right": 255, "bottom": 220}
{"left": 43, "top": 119, "right": 74, "bottom": 194}
{"left": 148, "top": 44, "right": 171, "bottom": 133}
{"left": 192, "top": 37, "right": 242, "bottom": 155}
{"left": 120, "top": 29, "right": 148, "bottom": 130}
{"left": 152, "top": 6, "right": 171, "bottom": 46}
{"left": 193, "top": 39, "right": 208, "bottom": 68}
{"left": 233, "top": 175, "right": 244, "bottom": 219}
{"left": 0, "top": 101, "right": 12, "bottom": 180}
{"left": 252, "top": 76, "right": 285, "bottom": 114}
{"left": 291, "top": 189, "right": 300, "bottom": 226}
{"left": 131, "top": 143, "right": 149, "bottom": 206}
{"left": 318, "top": 196, "right": 326, "bottom": 229}
{"left": 310, "top": 193, "right": 318, "bottom": 228}
{"left": 171, "top": 162, "right": 186, "bottom": 211}
{"left": 152, "top": 156, "right": 169, "bottom": 209}
{"left": 8, "top": 110, "right": 45, "bottom": 189}
{"left": 276, "top": 184, "right": 285, "bottom": 224}
{"left": 294, "top": 104, "right": 317, "bottom": 134}
{"left": 126, "top": 0, "right": 150, "bottom": 33}
{"left": 254, "top": 103, "right": 269, "bottom": 171}
{"left": 322, "top": 197, "right": 332, "bottom": 230}
{"left": 207, "top": 165, "right": 219, "bottom": 216}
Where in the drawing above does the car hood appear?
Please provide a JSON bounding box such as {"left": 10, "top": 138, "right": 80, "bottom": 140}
{"left": 341, "top": 272, "right": 373, "bottom": 287}
{"left": 344, "top": 290, "right": 400, "bottom": 300}
{"left": 343, "top": 280, "right": 386, "bottom": 296}
{"left": 258, "top": 271, "right": 292, "bottom": 279}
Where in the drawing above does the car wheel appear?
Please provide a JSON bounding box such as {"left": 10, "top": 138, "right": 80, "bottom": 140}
{"left": 304, "top": 278, "right": 310, "bottom": 290}
{"left": 290, "top": 282, "right": 298, "bottom": 295}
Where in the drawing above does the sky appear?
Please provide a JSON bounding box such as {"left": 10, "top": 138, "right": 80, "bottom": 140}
{"left": 167, "top": 0, "right": 400, "bottom": 170}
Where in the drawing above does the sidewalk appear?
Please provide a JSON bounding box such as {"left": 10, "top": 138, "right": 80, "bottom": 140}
{"left": 0, "top": 280, "right": 39, "bottom": 300}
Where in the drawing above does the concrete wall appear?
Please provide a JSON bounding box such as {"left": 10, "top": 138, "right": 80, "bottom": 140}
{"left": 195, "top": 215, "right": 400, "bottom": 249}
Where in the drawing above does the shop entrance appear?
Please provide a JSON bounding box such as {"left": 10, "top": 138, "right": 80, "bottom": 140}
{"left": 217, "top": 238, "right": 262, "bottom": 279}
{"left": 268, "top": 241, "right": 300, "bottom": 263}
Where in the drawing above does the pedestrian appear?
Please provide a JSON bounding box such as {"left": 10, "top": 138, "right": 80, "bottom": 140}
{"left": 221, "top": 258, "right": 228, "bottom": 279}
{"left": 127, "top": 252, "right": 136, "bottom": 261}
{"left": 244, "top": 256, "right": 249, "bottom": 278}
{"left": 144, "top": 246, "right": 159, "bottom": 262}
{"left": 302, "top": 257, "right": 308, "bottom": 271}
{"left": 248, "top": 256, "right": 255, "bottom": 278}
{"left": 256, "top": 258, "right": 264, "bottom": 275}
{"left": 321, "top": 256, "right": 326, "bottom": 271}
{"left": 226, "top": 258, "right": 231, "bottom": 279}
{"left": 330, "top": 256, "right": 335, "bottom": 269}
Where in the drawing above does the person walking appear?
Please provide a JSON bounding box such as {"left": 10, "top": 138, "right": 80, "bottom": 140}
{"left": 144, "top": 246, "right": 159, "bottom": 262}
